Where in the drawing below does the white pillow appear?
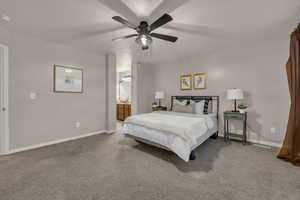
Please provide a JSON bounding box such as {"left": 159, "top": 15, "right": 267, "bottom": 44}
{"left": 194, "top": 100, "right": 205, "bottom": 114}
{"left": 174, "top": 99, "right": 188, "bottom": 106}
{"left": 190, "top": 100, "right": 196, "bottom": 104}
{"left": 173, "top": 103, "right": 194, "bottom": 113}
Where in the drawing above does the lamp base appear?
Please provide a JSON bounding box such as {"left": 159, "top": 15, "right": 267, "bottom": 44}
{"left": 232, "top": 99, "right": 238, "bottom": 112}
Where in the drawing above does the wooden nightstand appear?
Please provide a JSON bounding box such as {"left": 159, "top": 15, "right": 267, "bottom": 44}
{"left": 224, "top": 111, "right": 247, "bottom": 144}
{"left": 152, "top": 106, "right": 167, "bottom": 111}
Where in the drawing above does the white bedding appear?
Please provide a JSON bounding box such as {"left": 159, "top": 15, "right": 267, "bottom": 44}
{"left": 122, "top": 111, "right": 218, "bottom": 162}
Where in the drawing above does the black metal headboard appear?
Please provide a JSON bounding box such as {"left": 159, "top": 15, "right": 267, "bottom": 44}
{"left": 170, "top": 96, "right": 220, "bottom": 121}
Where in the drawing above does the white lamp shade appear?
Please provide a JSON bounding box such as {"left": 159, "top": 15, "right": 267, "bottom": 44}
{"left": 155, "top": 91, "right": 165, "bottom": 99}
{"left": 227, "top": 89, "right": 244, "bottom": 100}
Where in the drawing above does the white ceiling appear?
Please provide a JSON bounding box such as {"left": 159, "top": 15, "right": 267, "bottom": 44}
{"left": 121, "top": 0, "right": 163, "bottom": 18}
{"left": 0, "top": 0, "right": 300, "bottom": 66}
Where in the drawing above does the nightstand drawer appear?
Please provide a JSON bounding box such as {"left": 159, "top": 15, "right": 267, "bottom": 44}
{"left": 224, "top": 112, "right": 246, "bottom": 120}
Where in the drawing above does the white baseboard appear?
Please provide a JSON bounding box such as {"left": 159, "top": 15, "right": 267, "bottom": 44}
{"left": 247, "top": 139, "right": 282, "bottom": 148}
{"left": 4, "top": 130, "right": 282, "bottom": 155}
{"left": 218, "top": 135, "right": 282, "bottom": 148}
{"left": 106, "top": 129, "right": 116, "bottom": 134}
{"left": 7, "top": 130, "right": 109, "bottom": 155}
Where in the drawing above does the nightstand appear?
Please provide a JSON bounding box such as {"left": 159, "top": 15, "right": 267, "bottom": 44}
{"left": 152, "top": 106, "right": 167, "bottom": 111}
{"left": 224, "top": 111, "right": 247, "bottom": 144}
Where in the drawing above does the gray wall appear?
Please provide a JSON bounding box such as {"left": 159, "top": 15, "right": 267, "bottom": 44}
{"left": 0, "top": 28, "right": 106, "bottom": 150}
{"left": 105, "top": 53, "right": 116, "bottom": 132}
{"left": 138, "top": 38, "right": 290, "bottom": 146}
{"left": 138, "top": 62, "right": 155, "bottom": 114}
{"left": 0, "top": 23, "right": 291, "bottom": 148}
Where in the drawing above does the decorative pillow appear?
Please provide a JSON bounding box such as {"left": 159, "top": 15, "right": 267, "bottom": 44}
{"left": 173, "top": 103, "right": 194, "bottom": 113}
{"left": 174, "top": 99, "right": 188, "bottom": 106}
{"left": 194, "top": 100, "right": 205, "bottom": 114}
{"left": 203, "top": 100, "right": 213, "bottom": 114}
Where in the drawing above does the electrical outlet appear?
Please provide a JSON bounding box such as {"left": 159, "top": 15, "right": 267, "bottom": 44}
{"left": 76, "top": 122, "right": 80, "bottom": 128}
{"left": 270, "top": 127, "right": 276, "bottom": 134}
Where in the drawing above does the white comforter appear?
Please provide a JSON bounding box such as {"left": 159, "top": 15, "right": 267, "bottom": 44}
{"left": 122, "top": 111, "right": 217, "bottom": 162}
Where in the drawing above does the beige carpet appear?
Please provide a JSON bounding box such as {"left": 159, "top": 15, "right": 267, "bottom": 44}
{"left": 0, "top": 131, "right": 299, "bottom": 200}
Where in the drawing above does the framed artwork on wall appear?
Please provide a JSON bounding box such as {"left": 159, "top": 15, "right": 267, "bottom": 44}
{"left": 180, "top": 74, "right": 193, "bottom": 90}
{"left": 53, "top": 65, "right": 83, "bottom": 93}
{"left": 193, "top": 73, "right": 207, "bottom": 90}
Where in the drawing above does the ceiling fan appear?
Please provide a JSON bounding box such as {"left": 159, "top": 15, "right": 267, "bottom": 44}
{"left": 112, "top": 13, "right": 178, "bottom": 50}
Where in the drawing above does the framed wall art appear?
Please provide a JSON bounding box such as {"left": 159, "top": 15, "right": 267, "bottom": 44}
{"left": 193, "top": 73, "right": 207, "bottom": 90}
{"left": 53, "top": 65, "right": 83, "bottom": 93}
{"left": 180, "top": 74, "right": 192, "bottom": 90}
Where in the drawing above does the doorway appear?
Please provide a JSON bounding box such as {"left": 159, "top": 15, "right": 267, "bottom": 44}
{"left": 109, "top": 52, "right": 139, "bottom": 132}
{"left": 116, "top": 57, "right": 132, "bottom": 133}
{"left": 116, "top": 70, "right": 132, "bottom": 122}
{"left": 0, "top": 44, "right": 9, "bottom": 155}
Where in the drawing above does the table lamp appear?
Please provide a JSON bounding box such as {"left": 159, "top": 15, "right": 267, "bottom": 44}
{"left": 227, "top": 89, "right": 244, "bottom": 112}
{"left": 155, "top": 91, "right": 165, "bottom": 107}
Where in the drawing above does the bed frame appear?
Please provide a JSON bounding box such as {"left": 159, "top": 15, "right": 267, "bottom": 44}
{"left": 129, "top": 96, "right": 219, "bottom": 161}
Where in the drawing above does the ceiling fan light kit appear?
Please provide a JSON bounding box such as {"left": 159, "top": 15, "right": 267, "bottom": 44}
{"left": 136, "top": 34, "right": 152, "bottom": 50}
{"left": 112, "top": 13, "right": 178, "bottom": 50}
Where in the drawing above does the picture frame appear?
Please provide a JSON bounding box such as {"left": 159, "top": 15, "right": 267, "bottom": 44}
{"left": 180, "top": 74, "right": 193, "bottom": 90}
{"left": 193, "top": 73, "right": 207, "bottom": 90}
{"left": 53, "top": 65, "right": 83, "bottom": 93}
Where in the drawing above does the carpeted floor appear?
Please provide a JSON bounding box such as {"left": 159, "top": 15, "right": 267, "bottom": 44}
{"left": 0, "top": 131, "right": 299, "bottom": 200}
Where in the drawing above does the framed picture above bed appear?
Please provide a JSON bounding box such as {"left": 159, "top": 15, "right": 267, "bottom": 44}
{"left": 53, "top": 65, "right": 83, "bottom": 93}
{"left": 193, "top": 73, "right": 207, "bottom": 90}
{"left": 180, "top": 74, "right": 192, "bottom": 90}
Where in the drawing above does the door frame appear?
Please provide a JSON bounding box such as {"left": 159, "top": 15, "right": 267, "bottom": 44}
{"left": 0, "top": 43, "right": 9, "bottom": 155}
{"left": 131, "top": 62, "right": 140, "bottom": 115}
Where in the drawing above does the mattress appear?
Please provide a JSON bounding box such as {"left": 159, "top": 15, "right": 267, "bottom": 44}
{"left": 122, "top": 111, "right": 218, "bottom": 162}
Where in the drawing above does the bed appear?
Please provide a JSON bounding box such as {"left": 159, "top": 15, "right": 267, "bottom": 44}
{"left": 121, "top": 96, "right": 219, "bottom": 162}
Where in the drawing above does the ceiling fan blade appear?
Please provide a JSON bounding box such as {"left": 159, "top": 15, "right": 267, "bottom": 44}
{"left": 98, "top": 0, "right": 139, "bottom": 24}
{"left": 150, "top": 33, "right": 178, "bottom": 42}
{"left": 150, "top": 0, "right": 189, "bottom": 22}
{"left": 164, "top": 23, "right": 230, "bottom": 39}
{"left": 112, "top": 34, "right": 138, "bottom": 42}
{"left": 112, "top": 16, "right": 137, "bottom": 30}
{"left": 149, "top": 14, "right": 173, "bottom": 32}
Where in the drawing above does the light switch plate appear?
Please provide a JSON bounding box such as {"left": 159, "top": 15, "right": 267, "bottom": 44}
{"left": 30, "top": 92, "right": 37, "bottom": 100}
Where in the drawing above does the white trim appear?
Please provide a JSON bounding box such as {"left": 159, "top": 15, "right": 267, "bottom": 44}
{"left": 247, "top": 139, "right": 282, "bottom": 148}
{"left": 0, "top": 44, "right": 9, "bottom": 155}
{"left": 218, "top": 135, "right": 282, "bottom": 148}
{"left": 106, "top": 129, "right": 116, "bottom": 134}
{"left": 7, "top": 130, "right": 109, "bottom": 155}
{"left": 131, "top": 62, "right": 139, "bottom": 115}
{"left": 105, "top": 53, "right": 117, "bottom": 131}
{"left": 4, "top": 130, "right": 282, "bottom": 155}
